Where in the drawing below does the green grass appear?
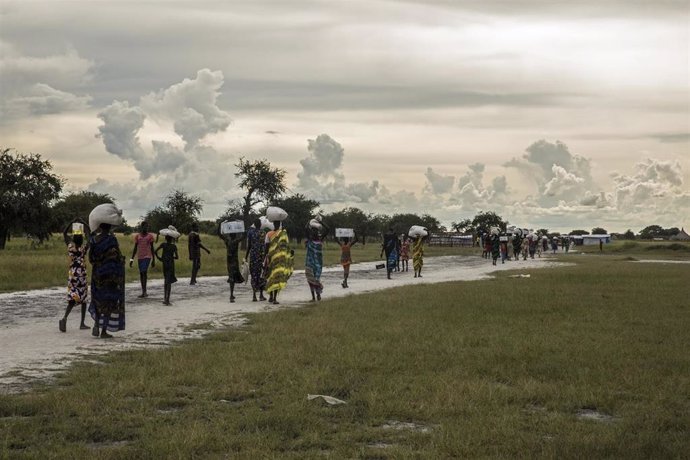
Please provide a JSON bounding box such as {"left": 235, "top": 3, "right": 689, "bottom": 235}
{"left": 1, "top": 255, "right": 688, "bottom": 458}
{"left": 0, "top": 234, "right": 476, "bottom": 292}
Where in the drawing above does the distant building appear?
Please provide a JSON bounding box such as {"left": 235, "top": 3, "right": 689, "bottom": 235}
{"left": 670, "top": 228, "right": 690, "bottom": 241}
{"left": 582, "top": 234, "right": 611, "bottom": 245}
{"left": 428, "top": 233, "right": 474, "bottom": 247}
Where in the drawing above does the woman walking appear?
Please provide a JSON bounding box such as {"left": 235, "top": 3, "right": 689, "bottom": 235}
{"left": 245, "top": 219, "right": 267, "bottom": 302}
{"left": 59, "top": 218, "right": 90, "bottom": 332}
{"left": 412, "top": 234, "right": 425, "bottom": 277}
{"left": 305, "top": 225, "right": 324, "bottom": 301}
{"left": 88, "top": 222, "right": 125, "bottom": 338}
{"left": 265, "top": 221, "right": 294, "bottom": 305}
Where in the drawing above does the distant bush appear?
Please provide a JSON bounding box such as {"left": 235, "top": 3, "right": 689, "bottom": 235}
{"left": 645, "top": 243, "right": 690, "bottom": 252}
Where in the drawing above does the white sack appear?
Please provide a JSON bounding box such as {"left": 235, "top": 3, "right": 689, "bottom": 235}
{"left": 309, "top": 219, "right": 322, "bottom": 230}
{"left": 159, "top": 225, "right": 181, "bottom": 239}
{"left": 408, "top": 225, "right": 428, "bottom": 237}
{"left": 260, "top": 216, "right": 274, "bottom": 231}
{"left": 490, "top": 226, "right": 499, "bottom": 236}
{"left": 266, "top": 206, "right": 288, "bottom": 222}
{"left": 89, "top": 203, "right": 123, "bottom": 231}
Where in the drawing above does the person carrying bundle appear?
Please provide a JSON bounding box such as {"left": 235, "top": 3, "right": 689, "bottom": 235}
{"left": 245, "top": 218, "right": 268, "bottom": 302}
{"left": 155, "top": 226, "right": 180, "bottom": 305}
{"left": 337, "top": 233, "right": 357, "bottom": 288}
{"left": 87, "top": 204, "right": 126, "bottom": 339}
{"left": 264, "top": 207, "right": 293, "bottom": 305}
{"left": 59, "top": 218, "right": 91, "bottom": 333}
{"left": 219, "top": 223, "right": 244, "bottom": 303}
{"left": 305, "top": 217, "right": 328, "bottom": 301}
{"left": 380, "top": 227, "right": 398, "bottom": 280}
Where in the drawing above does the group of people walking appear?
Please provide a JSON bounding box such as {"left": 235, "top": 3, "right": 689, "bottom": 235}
{"left": 380, "top": 228, "right": 425, "bottom": 279}
{"left": 60, "top": 211, "right": 420, "bottom": 338}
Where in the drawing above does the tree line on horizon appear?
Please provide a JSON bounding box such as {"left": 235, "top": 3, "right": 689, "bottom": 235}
{"left": 0, "top": 147, "right": 682, "bottom": 250}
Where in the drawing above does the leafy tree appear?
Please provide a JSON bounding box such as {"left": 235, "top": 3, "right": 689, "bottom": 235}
{"left": 235, "top": 157, "right": 287, "bottom": 230}
{"left": 265, "top": 194, "right": 320, "bottom": 243}
{"left": 471, "top": 211, "right": 507, "bottom": 234}
{"left": 537, "top": 228, "right": 549, "bottom": 236}
{"left": 420, "top": 214, "right": 442, "bottom": 233}
{"left": 51, "top": 191, "right": 114, "bottom": 232}
{"left": 451, "top": 218, "right": 472, "bottom": 234}
{"left": 591, "top": 227, "right": 608, "bottom": 235}
{"left": 622, "top": 229, "right": 636, "bottom": 240}
{"left": 387, "top": 213, "right": 424, "bottom": 235}
{"left": 639, "top": 225, "right": 662, "bottom": 239}
{"left": 0, "top": 148, "right": 63, "bottom": 249}
{"left": 569, "top": 229, "right": 590, "bottom": 236}
{"left": 197, "top": 220, "right": 219, "bottom": 235}
{"left": 143, "top": 190, "right": 203, "bottom": 234}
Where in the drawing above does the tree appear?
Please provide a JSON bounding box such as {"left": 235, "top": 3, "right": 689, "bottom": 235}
{"left": 537, "top": 228, "right": 549, "bottom": 236}
{"left": 266, "top": 194, "right": 320, "bottom": 243}
{"left": 143, "top": 190, "right": 203, "bottom": 234}
{"left": 471, "top": 211, "right": 507, "bottom": 234}
{"left": 451, "top": 218, "right": 472, "bottom": 234}
{"left": 622, "top": 229, "right": 636, "bottom": 240}
{"left": 569, "top": 229, "right": 590, "bottom": 236}
{"left": 591, "top": 227, "right": 608, "bottom": 235}
{"left": 420, "top": 214, "right": 442, "bottom": 233}
{"left": 235, "top": 157, "right": 287, "bottom": 230}
{"left": 51, "top": 190, "right": 114, "bottom": 232}
{"left": 639, "top": 225, "right": 663, "bottom": 239}
{"left": 0, "top": 148, "right": 63, "bottom": 249}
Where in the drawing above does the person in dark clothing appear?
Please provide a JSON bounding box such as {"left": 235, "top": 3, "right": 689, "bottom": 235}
{"left": 155, "top": 235, "right": 178, "bottom": 305}
{"left": 380, "top": 227, "right": 398, "bottom": 280}
{"left": 188, "top": 223, "right": 210, "bottom": 285}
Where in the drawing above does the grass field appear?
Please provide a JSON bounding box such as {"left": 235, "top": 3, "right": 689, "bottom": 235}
{"left": 0, "top": 234, "right": 478, "bottom": 293}
{"left": 1, "top": 250, "right": 688, "bottom": 458}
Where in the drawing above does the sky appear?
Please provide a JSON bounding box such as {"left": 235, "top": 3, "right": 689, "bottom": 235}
{"left": 1, "top": 0, "right": 688, "bottom": 233}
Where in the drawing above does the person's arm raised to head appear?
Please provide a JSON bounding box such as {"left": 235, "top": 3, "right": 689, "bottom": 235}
{"left": 150, "top": 236, "right": 156, "bottom": 267}
{"left": 130, "top": 234, "right": 138, "bottom": 267}
{"left": 154, "top": 243, "right": 163, "bottom": 262}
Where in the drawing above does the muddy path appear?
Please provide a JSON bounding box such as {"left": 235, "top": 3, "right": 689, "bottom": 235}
{"left": 0, "top": 255, "right": 560, "bottom": 393}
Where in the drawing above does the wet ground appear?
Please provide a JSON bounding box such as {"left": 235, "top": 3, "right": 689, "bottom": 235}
{"left": 0, "top": 255, "right": 560, "bottom": 393}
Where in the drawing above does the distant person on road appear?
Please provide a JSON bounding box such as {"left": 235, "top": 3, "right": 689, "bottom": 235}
{"left": 512, "top": 234, "right": 522, "bottom": 261}
{"left": 220, "top": 228, "right": 244, "bottom": 303}
{"left": 380, "top": 227, "right": 398, "bottom": 280}
{"left": 551, "top": 237, "right": 558, "bottom": 254}
{"left": 337, "top": 234, "right": 357, "bottom": 288}
{"left": 599, "top": 239, "right": 603, "bottom": 252}
{"left": 59, "top": 218, "right": 91, "bottom": 333}
{"left": 305, "top": 220, "right": 328, "bottom": 301}
{"left": 188, "top": 223, "right": 210, "bottom": 285}
{"left": 130, "top": 221, "right": 155, "bottom": 297}
{"left": 490, "top": 233, "right": 500, "bottom": 266}
{"left": 265, "top": 221, "right": 294, "bottom": 305}
{"left": 89, "top": 223, "right": 125, "bottom": 339}
{"left": 245, "top": 219, "right": 267, "bottom": 302}
{"left": 500, "top": 236, "right": 508, "bottom": 264}
{"left": 155, "top": 232, "right": 179, "bottom": 305}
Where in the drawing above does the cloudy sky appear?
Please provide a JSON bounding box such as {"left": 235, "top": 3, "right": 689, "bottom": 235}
{"left": 1, "top": 0, "right": 688, "bottom": 233}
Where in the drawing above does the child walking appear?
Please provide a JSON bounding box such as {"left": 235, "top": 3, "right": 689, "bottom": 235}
{"left": 337, "top": 235, "right": 357, "bottom": 288}
{"left": 59, "top": 218, "right": 91, "bottom": 332}
{"left": 155, "top": 229, "right": 179, "bottom": 305}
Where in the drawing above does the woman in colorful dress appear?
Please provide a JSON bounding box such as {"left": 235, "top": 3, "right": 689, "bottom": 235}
{"left": 88, "top": 222, "right": 125, "bottom": 339}
{"left": 337, "top": 235, "right": 357, "bottom": 288}
{"left": 412, "top": 234, "right": 425, "bottom": 277}
{"left": 245, "top": 219, "right": 266, "bottom": 302}
{"left": 305, "top": 224, "right": 325, "bottom": 301}
{"left": 219, "top": 228, "right": 244, "bottom": 303}
{"left": 59, "top": 218, "right": 90, "bottom": 333}
{"left": 265, "top": 221, "right": 294, "bottom": 305}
